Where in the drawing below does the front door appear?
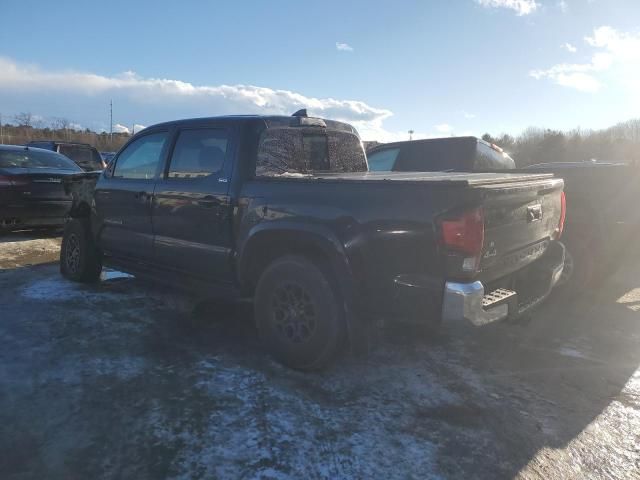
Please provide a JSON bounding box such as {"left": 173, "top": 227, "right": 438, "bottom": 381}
{"left": 94, "top": 131, "right": 170, "bottom": 263}
{"left": 151, "top": 126, "right": 234, "bottom": 282}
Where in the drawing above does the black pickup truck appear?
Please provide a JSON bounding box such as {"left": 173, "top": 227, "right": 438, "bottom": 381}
{"left": 61, "top": 112, "right": 565, "bottom": 369}
{"left": 367, "top": 137, "right": 516, "bottom": 172}
{"left": 525, "top": 162, "right": 640, "bottom": 290}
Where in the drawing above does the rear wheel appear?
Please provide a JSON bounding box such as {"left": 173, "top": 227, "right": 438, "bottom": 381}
{"left": 254, "top": 255, "right": 345, "bottom": 370}
{"left": 557, "top": 243, "right": 596, "bottom": 295}
{"left": 60, "top": 218, "right": 102, "bottom": 282}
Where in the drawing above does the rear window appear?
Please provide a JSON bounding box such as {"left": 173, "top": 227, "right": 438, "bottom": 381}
{"left": 0, "top": 149, "right": 82, "bottom": 170}
{"left": 367, "top": 148, "right": 400, "bottom": 171}
{"left": 58, "top": 145, "right": 104, "bottom": 171}
{"left": 474, "top": 143, "right": 515, "bottom": 170}
{"left": 256, "top": 127, "right": 366, "bottom": 176}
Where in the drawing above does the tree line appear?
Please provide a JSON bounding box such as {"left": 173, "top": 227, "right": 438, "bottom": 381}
{"left": 3, "top": 111, "right": 640, "bottom": 164}
{"left": 482, "top": 119, "right": 640, "bottom": 167}
{"left": 0, "top": 112, "right": 130, "bottom": 152}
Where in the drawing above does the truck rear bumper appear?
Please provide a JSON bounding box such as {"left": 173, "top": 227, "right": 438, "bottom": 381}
{"left": 442, "top": 241, "right": 565, "bottom": 326}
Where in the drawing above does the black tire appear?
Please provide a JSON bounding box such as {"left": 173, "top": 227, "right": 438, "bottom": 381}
{"left": 60, "top": 218, "right": 102, "bottom": 282}
{"left": 254, "top": 255, "right": 345, "bottom": 370}
{"left": 556, "top": 243, "right": 596, "bottom": 295}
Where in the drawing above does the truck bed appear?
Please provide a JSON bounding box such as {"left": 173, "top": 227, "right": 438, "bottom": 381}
{"left": 259, "top": 170, "right": 554, "bottom": 187}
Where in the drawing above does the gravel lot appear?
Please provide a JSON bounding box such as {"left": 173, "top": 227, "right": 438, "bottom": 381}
{"left": 1, "top": 231, "right": 639, "bottom": 479}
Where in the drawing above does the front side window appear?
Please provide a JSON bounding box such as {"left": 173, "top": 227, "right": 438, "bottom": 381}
{"left": 112, "top": 132, "right": 168, "bottom": 179}
{"left": 167, "top": 128, "right": 228, "bottom": 179}
{"left": 367, "top": 148, "right": 400, "bottom": 171}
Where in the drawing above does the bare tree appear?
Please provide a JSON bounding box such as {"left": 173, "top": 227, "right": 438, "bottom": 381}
{"left": 14, "top": 112, "right": 33, "bottom": 127}
{"left": 51, "top": 117, "right": 71, "bottom": 131}
{"left": 51, "top": 117, "right": 74, "bottom": 140}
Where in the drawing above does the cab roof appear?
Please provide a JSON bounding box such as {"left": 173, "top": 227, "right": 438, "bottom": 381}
{"left": 144, "top": 114, "right": 359, "bottom": 136}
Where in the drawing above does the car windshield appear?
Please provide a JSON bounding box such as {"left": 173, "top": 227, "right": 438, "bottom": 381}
{"left": 0, "top": 148, "right": 81, "bottom": 170}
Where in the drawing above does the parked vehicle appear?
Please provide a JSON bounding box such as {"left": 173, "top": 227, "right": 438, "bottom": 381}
{"left": 367, "top": 137, "right": 637, "bottom": 291}
{"left": 525, "top": 161, "right": 640, "bottom": 290}
{"left": 367, "top": 137, "right": 515, "bottom": 172}
{"left": 0, "top": 145, "right": 83, "bottom": 231}
{"left": 60, "top": 112, "right": 565, "bottom": 369}
{"left": 26, "top": 140, "right": 106, "bottom": 171}
{"left": 100, "top": 152, "right": 116, "bottom": 165}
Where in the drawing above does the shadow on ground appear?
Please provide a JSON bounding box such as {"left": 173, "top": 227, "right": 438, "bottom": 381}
{"left": 0, "top": 260, "right": 638, "bottom": 479}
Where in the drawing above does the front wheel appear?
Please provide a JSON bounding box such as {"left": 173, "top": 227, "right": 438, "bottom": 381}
{"left": 60, "top": 218, "right": 102, "bottom": 282}
{"left": 254, "top": 255, "right": 345, "bottom": 370}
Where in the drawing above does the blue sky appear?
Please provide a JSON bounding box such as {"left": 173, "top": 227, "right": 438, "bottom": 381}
{"left": 1, "top": 0, "right": 639, "bottom": 140}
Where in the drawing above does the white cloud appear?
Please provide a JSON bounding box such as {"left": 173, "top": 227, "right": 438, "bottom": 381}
{"left": 475, "top": 0, "right": 538, "bottom": 16}
{"left": 463, "top": 111, "right": 476, "bottom": 119}
{"left": 435, "top": 123, "right": 453, "bottom": 134}
{"left": 113, "top": 123, "right": 130, "bottom": 134}
{"left": 562, "top": 42, "right": 577, "bottom": 53}
{"left": 557, "top": 0, "right": 568, "bottom": 13}
{"left": 335, "top": 42, "right": 354, "bottom": 52}
{"left": 530, "top": 26, "right": 640, "bottom": 93}
{"left": 0, "top": 57, "right": 396, "bottom": 141}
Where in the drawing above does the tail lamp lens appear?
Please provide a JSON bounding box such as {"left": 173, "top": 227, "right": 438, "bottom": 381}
{"left": 0, "top": 175, "right": 15, "bottom": 187}
{"left": 440, "top": 207, "right": 485, "bottom": 272}
{"left": 556, "top": 191, "right": 566, "bottom": 239}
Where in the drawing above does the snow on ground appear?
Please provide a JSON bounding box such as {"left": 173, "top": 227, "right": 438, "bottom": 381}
{"left": 0, "top": 233, "right": 61, "bottom": 268}
{"left": 2, "top": 234, "right": 640, "bottom": 479}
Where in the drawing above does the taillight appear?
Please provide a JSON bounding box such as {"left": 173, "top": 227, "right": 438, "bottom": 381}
{"left": 440, "top": 207, "right": 485, "bottom": 272}
{"left": 556, "top": 191, "right": 566, "bottom": 239}
{"left": 0, "top": 175, "right": 28, "bottom": 187}
{"left": 0, "top": 175, "right": 15, "bottom": 187}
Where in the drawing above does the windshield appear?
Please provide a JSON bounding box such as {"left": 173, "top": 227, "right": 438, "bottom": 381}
{"left": 0, "top": 148, "right": 82, "bottom": 170}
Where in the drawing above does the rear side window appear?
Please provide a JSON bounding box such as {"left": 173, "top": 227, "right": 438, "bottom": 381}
{"left": 367, "top": 148, "right": 400, "bottom": 171}
{"left": 256, "top": 128, "right": 366, "bottom": 176}
{"left": 168, "top": 128, "right": 228, "bottom": 179}
{"left": 112, "top": 132, "right": 168, "bottom": 180}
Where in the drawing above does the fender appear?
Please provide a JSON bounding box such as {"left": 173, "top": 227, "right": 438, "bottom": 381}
{"left": 237, "top": 220, "right": 369, "bottom": 354}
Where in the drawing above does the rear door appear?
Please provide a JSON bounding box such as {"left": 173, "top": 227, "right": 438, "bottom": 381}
{"left": 151, "top": 126, "right": 235, "bottom": 282}
{"left": 94, "top": 130, "right": 170, "bottom": 263}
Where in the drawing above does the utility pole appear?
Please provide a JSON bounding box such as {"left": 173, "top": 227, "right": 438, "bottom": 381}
{"left": 131, "top": 123, "right": 135, "bottom": 135}
{"left": 408, "top": 129, "right": 414, "bottom": 141}
{"left": 109, "top": 100, "right": 113, "bottom": 148}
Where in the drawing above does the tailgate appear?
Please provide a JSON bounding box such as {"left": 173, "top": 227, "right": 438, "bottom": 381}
{"left": 16, "top": 170, "right": 70, "bottom": 201}
{"left": 477, "top": 177, "right": 564, "bottom": 283}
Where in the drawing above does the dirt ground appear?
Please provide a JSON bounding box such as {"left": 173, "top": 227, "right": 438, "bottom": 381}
{"left": 1, "top": 231, "right": 639, "bottom": 479}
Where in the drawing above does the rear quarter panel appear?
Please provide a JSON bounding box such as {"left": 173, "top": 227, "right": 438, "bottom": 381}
{"left": 236, "top": 179, "right": 481, "bottom": 312}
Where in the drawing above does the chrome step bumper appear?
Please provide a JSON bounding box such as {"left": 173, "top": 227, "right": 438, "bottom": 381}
{"left": 441, "top": 242, "right": 565, "bottom": 326}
